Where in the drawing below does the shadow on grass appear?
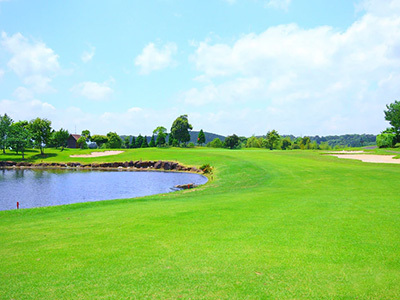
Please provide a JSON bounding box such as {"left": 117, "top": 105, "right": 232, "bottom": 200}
{"left": 26, "top": 153, "right": 58, "bottom": 162}
{"left": 0, "top": 151, "right": 58, "bottom": 162}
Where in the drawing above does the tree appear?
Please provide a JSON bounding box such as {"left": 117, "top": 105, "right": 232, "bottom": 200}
{"left": 124, "top": 136, "right": 131, "bottom": 149}
{"left": 207, "top": 138, "right": 224, "bottom": 148}
{"left": 170, "top": 115, "right": 193, "bottom": 145}
{"left": 153, "top": 126, "right": 167, "bottom": 147}
{"left": 28, "top": 118, "right": 52, "bottom": 155}
{"left": 8, "top": 121, "right": 31, "bottom": 159}
{"left": 224, "top": 134, "right": 240, "bottom": 149}
{"left": 319, "top": 141, "right": 331, "bottom": 150}
{"left": 246, "top": 136, "right": 262, "bottom": 148}
{"left": 77, "top": 136, "right": 88, "bottom": 149}
{"left": 141, "top": 136, "right": 149, "bottom": 148}
{"left": 300, "top": 136, "right": 311, "bottom": 150}
{"left": 130, "top": 136, "right": 136, "bottom": 148}
{"left": 171, "top": 138, "right": 179, "bottom": 147}
{"left": 197, "top": 129, "right": 206, "bottom": 146}
{"left": 91, "top": 135, "right": 109, "bottom": 148}
{"left": 377, "top": 132, "right": 396, "bottom": 148}
{"left": 280, "top": 137, "right": 292, "bottom": 150}
{"left": 135, "top": 135, "right": 144, "bottom": 148}
{"left": 81, "top": 130, "right": 91, "bottom": 142}
{"left": 168, "top": 136, "right": 174, "bottom": 146}
{"left": 265, "top": 130, "right": 280, "bottom": 150}
{"left": 384, "top": 100, "right": 400, "bottom": 141}
{"left": 53, "top": 128, "right": 70, "bottom": 151}
{"left": 0, "top": 113, "right": 13, "bottom": 154}
{"left": 149, "top": 135, "right": 156, "bottom": 147}
{"left": 106, "top": 132, "right": 122, "bottom": 149}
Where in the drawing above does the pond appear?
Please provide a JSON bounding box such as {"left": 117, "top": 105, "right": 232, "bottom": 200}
{"left": 0, "top": 169, "right": 208, "bottom": 211}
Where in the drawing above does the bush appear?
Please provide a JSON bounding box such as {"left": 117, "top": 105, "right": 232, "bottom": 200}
{"left": 187, "top": 142, "right": 195, "bottom": 148}
{"left": 172, "top": 139, "right": 179, "bottom": 147}
{"left": 224, "top": 134, "right": 240, "bottom": 149}
{"left": 319, "top": 142, "right": 331, "bottom": 150}
{"left": 207, "top": 138, "right": 224, "bottom": 148}
{"left": 377, "top": 133, "right": 396, "bottom": 148}
{"left": 200, "top": 164, "right": 213, "bottom": 174}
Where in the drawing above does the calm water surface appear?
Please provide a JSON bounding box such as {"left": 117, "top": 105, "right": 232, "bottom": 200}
{"left": 0, "top": 169, "right": 207, "bottom": 211}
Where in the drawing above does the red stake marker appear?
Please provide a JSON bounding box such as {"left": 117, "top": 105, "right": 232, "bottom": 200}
{"left": 17, "top": 202, "right": 19, "bottom": 209}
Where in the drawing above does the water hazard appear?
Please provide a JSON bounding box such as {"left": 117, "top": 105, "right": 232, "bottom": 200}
{"left": 0, "top": 169, "right": 207, "bottom": 211}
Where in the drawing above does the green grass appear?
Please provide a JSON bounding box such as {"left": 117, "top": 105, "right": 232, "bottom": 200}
{"left": 1, "top": 148, "right": 400, "bottom": 299}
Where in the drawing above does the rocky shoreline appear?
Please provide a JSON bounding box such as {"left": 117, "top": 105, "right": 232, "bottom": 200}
{"left": 0, "top": 160, "right": 203, "bottom": 173}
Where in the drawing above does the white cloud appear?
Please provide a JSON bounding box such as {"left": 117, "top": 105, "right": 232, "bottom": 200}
{"left": 1, "top": 32, "right": 59, "bottom": 77}
{"left": 135, "top": 42, "right": 177, "bottom": 74}
{"left": 71, "top": 80, "right": 114, "bottom": 101}
{"left": 23, "top": 75, "right": 56, "bottom": 93}
{"left": 128, "top": 107, "right": 143, "bottom": 113}
{"left": 13, "top": 87, "right": 34, "bottom": 100}
{"left": 0, "top": 69, "right": 4, "bottom": 79}
{"left": 186, "top": 1, "right": 400, "bottom": 135}
{"left": 81, "top": 45, "right": 95, "bottom": 63}
{"left": 265, "top": 0, "right": 292, "bottom": 11}
{"left": 357, "top": 0, "right": 400, "bottom": 16}
{"left": 182, "top": 77, "right": 264, "bottom": 106}
{"left": 1, "top": 32, "right": 60, "bottom": 94}
{"left": 0, "top": 98, "right": 56, "bottom": 121}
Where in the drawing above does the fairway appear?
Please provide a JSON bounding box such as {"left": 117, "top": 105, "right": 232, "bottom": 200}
{"left": 1, "top": 148, "right": 400, "bottom": 299}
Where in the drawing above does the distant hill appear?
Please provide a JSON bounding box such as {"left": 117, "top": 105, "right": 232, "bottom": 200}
{"left": 121, "top": 131, "right": 225, "bottom": 145}
{"left": 189, "top": 131, "right": 226, "bottom": 144}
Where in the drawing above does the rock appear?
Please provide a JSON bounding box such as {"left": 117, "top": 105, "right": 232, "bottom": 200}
{"left": 138, "top": 161, "right": 150, "bottom": 168}
{"left": 175, "top": 183, "right": 195, "bottom": 189}
{"left": 163, "top": 162, "right": 171, "bottom": 170}
{"left": 154, "top": 161, "right": 163, "bottom": 169}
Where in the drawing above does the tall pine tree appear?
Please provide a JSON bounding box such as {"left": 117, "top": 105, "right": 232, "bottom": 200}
{"left": 136, "top": 135, "right": 144, "bottom": 148}
{"left": 130, "top": 136, "right": 136, "bottom": 148}
{"left": 141, "top": 136, "right": 149, "bottom": 148}
{"left": 149, "top": 135, "right": 156, "bottom": 147}
{"left": 197, "top": 129, "right": 205, "bottom": 146}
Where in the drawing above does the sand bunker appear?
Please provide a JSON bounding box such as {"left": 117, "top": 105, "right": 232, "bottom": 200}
{"left": 70, "top": 151, "right": 124, "bottom": 158}
{"left": 326, "top": 150, "right": 365, "bottom": 154}
{"left": 329, "top": 154, "right": 400, "bottom": 164}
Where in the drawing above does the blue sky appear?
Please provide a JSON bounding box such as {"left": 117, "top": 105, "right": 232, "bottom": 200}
{"left": 0, "top": 0, "right": 399, "bottom": 136}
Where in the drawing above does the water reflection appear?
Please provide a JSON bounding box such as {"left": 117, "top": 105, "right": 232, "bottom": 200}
{"left": 0, "top": 169, "right": 207, "bottom": 211}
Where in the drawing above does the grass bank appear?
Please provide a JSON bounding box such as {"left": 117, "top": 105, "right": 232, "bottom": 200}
{"left": 1, "top": 148, "right": 399, "bottom": 299}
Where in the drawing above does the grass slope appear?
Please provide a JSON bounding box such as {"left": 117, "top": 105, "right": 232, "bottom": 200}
{"left": 1, "top": 148, "right": 400, "bottom": 299}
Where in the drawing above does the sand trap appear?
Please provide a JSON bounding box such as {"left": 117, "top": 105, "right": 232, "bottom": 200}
{"left": 326, "top": 150, "right": 365, "bottom": 154}
{"left": 329, "top": 154, "right": 400, "bottom": 164}
{"left": 70, "top": 151, "right": 124, "bottom": 158}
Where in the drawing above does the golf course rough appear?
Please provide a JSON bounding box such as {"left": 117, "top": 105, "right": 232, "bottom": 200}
{"left": 1, "top": 147, "right": 399, "bottom": 299}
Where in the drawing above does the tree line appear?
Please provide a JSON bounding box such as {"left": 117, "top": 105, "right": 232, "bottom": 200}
{"left": 206, "top": 131, "right": 335, "bottom": 150}
{"left": 0, "top": 114, "right": 207, "bottom": 159}
{"left": 3, "top": 103, "right": 397, "bottom": 160}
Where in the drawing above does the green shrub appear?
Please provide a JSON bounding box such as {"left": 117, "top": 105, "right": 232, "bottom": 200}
{"left": 187, "top": 142, "right": 195, "bottom": 148}
{"left": 377, "top": 133, "right": 396, "bottom": 148}
{"left": 319, "top": 142, "right": 331, "bottom": 150}
{"left": 199, "top": 164, "right": 213, "bottom": 174}
{"left": 207, "top": 138, "right": 223, "bottom": 148}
